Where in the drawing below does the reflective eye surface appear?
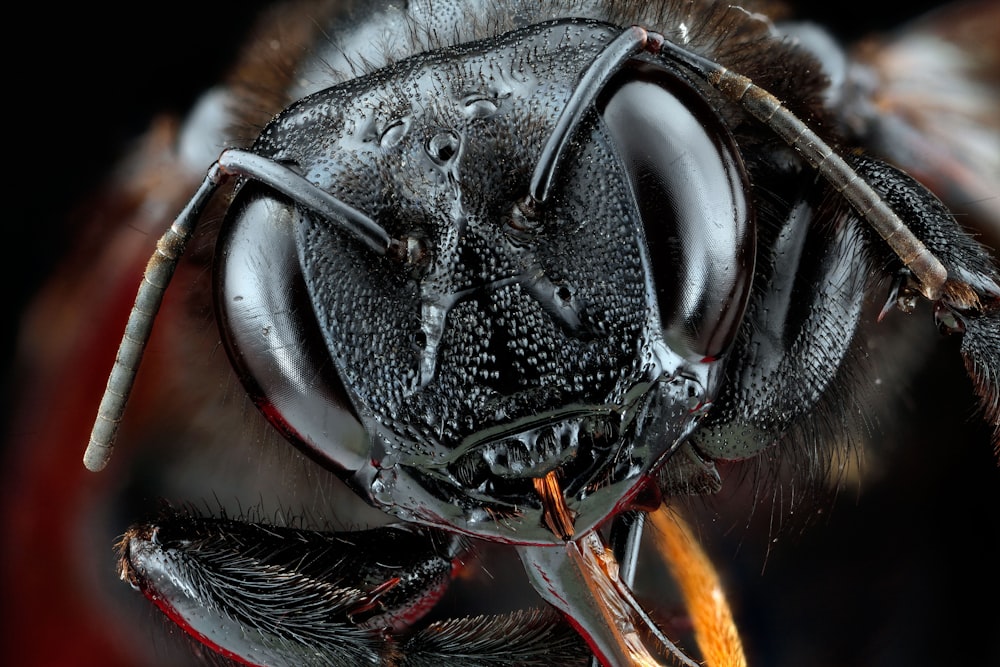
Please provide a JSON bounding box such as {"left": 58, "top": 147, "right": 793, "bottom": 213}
{"left": 600, "top": 63, "right": 755, "bottom": 362}
{"left": 215, "top": 188, "right": 371, "bottom": 475}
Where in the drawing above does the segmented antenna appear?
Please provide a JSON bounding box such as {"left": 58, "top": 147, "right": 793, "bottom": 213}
{"left": 531, "top": 25, "right": 947, "bottom": 301}
{"left": 84, "top": 149, "right": 392, "bottom": 471}
{"left": 88, "top": 26, "right": 952, "bottom": 470}
{"left": 83, "top": 163, "right": 224, "bottom": 472}
{"left": 638, "top": 27, "right": 948, "bottom": 301}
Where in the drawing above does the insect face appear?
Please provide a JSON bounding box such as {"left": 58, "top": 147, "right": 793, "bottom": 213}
{"left": 10, "top": 1, "right": 993, "bottom": 666}
{"left": 216, "top": 19, "right": 753, "bottom": 543}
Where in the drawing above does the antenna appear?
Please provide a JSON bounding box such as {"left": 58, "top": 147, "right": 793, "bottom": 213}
{"left": 84, "top": 149, "right": 392, "bottom": 471}
{"left": 531, "top": 25, "right": 947, "bottom": 301}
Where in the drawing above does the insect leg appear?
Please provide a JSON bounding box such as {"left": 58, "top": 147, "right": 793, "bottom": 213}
{"left": 850, "top": 154, "right": 1000, "bottom": 445}
{"left": 118, "top": 511, "right": 457, "bottom": 665}
{"left": 119, "top": 510, "right": 589, "bottom": 666}
{"left": 398, "top": 609, "right": 590, "bottom": 666}
{"left": 648, "top": 507, "right": 747, "bottom": 667}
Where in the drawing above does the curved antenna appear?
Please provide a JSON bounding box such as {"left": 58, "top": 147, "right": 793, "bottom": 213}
{"left": 224, "top": 150, "right": 391, "bottom": 254}
{"left": 529, "top": 28, "right": 647, "bottom": 204}
{"left": 84, "top": 162, "right": 225, "bottom": 472}
{"left": 84, "top": 149, "right": 392, "bottom": 471}
{"left": 637, "top": 28, "right": 948, "bottom": 301}
{"left": 529, "top": 25, "right": 947, "bottom": 301}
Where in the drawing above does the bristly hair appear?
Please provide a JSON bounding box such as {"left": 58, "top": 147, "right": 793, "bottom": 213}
{"left": 218, "top": 1, "right": 832, "bottom": 148}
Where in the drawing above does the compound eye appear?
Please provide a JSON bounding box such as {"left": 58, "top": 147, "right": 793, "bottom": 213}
{"left": 213, "top": 186, "right": 370, "bottom": 475}
{"left": 600, "top": 63, "right": 755, "bottom": 361}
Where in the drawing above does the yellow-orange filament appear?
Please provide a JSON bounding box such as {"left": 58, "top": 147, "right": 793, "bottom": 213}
{"left": 533, "top": 470, "right": 576, "bottom": 540}
{"left": 650, "top": 507, "right": 747, "bottom": 667}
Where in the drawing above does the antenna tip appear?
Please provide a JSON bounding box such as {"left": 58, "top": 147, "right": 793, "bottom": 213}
{"left": 83, "top": 442, "right": 112, "bottom": 472}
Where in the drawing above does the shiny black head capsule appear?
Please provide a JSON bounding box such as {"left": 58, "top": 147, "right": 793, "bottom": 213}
{"left": 215, "top": 19, "right": 754, "bottom": 543}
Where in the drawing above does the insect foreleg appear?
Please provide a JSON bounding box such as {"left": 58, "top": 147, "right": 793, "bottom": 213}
{"left": 851, "top": 154, "right": 1000, "bottom": 445}
{"left": 118, "top": 510, "right": 590, "bottom": 666}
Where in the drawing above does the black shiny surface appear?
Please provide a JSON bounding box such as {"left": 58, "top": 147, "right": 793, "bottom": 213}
{"left": 6, "top": 2, "right": 997, "bottom": 667}
{"left": 217, "top": 19, "right": 723, "bottom": 543}
{"left": 599, "top": 63, "right": 754, "bottom": 362}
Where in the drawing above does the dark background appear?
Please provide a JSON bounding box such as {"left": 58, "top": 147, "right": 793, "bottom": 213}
{"left": 8, "top": 2, "right": 270, "bottom": 370}
{"left": 5, "top": 2, "right": 997, "bottom": 666}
